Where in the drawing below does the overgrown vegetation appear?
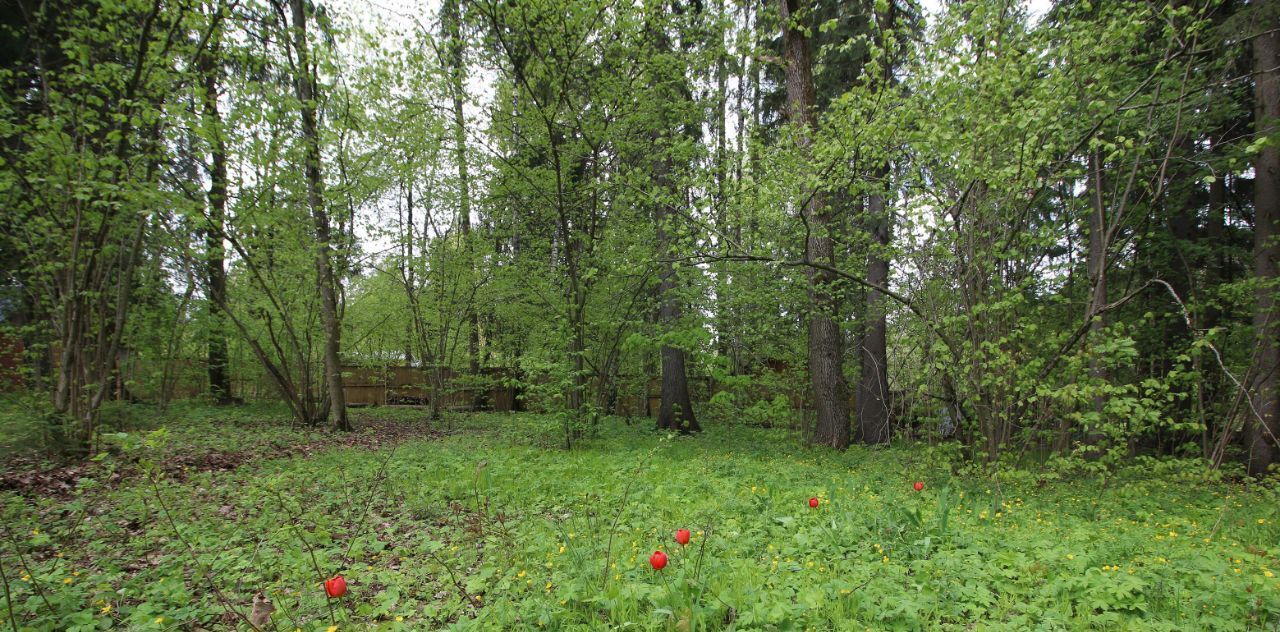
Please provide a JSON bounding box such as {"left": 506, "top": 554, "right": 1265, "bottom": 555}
{"left": 2, "top": 0, "right": 1280, "bottom": 627}
{"left": 0, "top": 409, "right": 1276, "bottom": 630}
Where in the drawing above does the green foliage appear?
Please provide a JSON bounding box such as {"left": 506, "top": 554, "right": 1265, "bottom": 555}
{"left": 1, "top": 409, "right": 1277, "bottom": 630}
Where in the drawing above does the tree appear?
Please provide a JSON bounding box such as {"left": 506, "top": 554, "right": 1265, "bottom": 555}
{"left": 647, "top": 1, "right": 700, "bottom": 434}
{"left": 0, "top": 0, "right": 215, "bottom": 454}
{"left": 779, "top": 0, "right": 850, "bottom": 448}
{"left": 440, "top": 0, "right": 481, "bottom": 376}
{"left": 196, "top": 2, "right": 233, "bottom": 405}
{"left": 1249, "top": 19, "right": 1279, "bottom": 476}
{"left": 284, "top": 0, "right": 351, "bottom": 431}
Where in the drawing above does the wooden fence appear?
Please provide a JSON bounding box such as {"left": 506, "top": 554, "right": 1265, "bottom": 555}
{"left": 341, "top": 365, "right": 517, "bottom": 412}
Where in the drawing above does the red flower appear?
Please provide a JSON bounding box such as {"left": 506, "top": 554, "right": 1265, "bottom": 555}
{"left": 649, "top": 550, "right": 668, "bottom": 570}
{"left": 675, "top": 529, "right": 691, "bottom": 546}
{"left": 913, "top": 481, "right": 924, "bottom": 492}
{"left": 808, "top": 497, "right": 819, "bottom": 508}
{"left": 324, "top": 575, "right": 347, "bottom": 598}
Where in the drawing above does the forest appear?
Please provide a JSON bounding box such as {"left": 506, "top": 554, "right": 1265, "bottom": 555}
{"left": 0, "top": 0, "right": 1278, "bottom": 629}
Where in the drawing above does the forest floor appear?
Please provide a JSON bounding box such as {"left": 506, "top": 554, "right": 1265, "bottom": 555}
{"left": 0, "top": 405, "right": 1277, "bottom": 631}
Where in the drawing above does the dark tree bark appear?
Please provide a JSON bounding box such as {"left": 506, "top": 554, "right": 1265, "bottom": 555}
{"left": 1249, "top": 25, "right": 1279, "bottom": 476}
{"left": 644, "top": 3, "right": 700, "bottom": 434}
{"left": 197, "top": 36, "right": 232, "bottom": 405}
{"left": 655, "top": 211, "right": 700, "bottom": 433}
{"left": 288, "top": 0, "right": 350, "bottom": 431}
{"left": 779, "top": 0, "right": 849, "bottom": 449}
{"left": 857, "top": 175, "right": 890, "bottom": 444}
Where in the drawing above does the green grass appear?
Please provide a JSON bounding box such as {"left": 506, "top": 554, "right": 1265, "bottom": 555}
{"left": 1, "top": 408, "right": 1277, "bottom": 630}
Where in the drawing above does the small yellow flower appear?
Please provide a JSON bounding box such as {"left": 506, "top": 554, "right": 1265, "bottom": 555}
{"left": 156, "top": 618, "right": 167, "bottom": 625}
{"left": 881, "top": 556, "right": 889, "bottom": 563}
{"left": 517, "top": 570, "right": 526, "bottom": 578}
{"left": 1258, "top": 519, "right": 1267, "bottom": 525}
{"left": 1264, "top": 570, "right": 1274, "bottom": 578}
{"left": 100, "top": 604, "right": 111, "bottom": 614}
{"left": 395, "top": 616, "right": 404, "bottom": 622}
{"left": 325, "top": 626, "right": 338, "bottom": 632}
{"left": 1067, "top": 554, "right": 1074, "bottom": 560}
{"left": 62, "top": 577, "right": 73, "bottom": 585}
{"left": 558, "top": 546, "right": 566, "bottom": 554}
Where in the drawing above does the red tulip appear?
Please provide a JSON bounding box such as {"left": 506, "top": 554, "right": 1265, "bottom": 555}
{"left": 649, "top": 550, "right": 668, "bottom": 570}
{"left": 913, "top": 481, "right": 924, "bottom": 492}
{"left": 808, "top": 497, "right": 819, "bottom": 508}
{"left": 675, "top": 529, "right": 691, "bottom": 546}
{"left": 324, "top": 575, "right": 347, "bottom": 598}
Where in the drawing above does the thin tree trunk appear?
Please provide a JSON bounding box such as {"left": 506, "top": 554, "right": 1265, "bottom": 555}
{"left": 1249, "top": 26, "right": 1279, "bottom": 476}
{"left": 1083, "top": 151, "right": 1108, "bottom": 454}
{"left": 779, "top": 0, "right": 849, "bottom": 449}
{"left": 442, "top": 0, "right": 480, "bottom": 376}
{"left": 289, "top": 0, "right": 350, "bottom": 431}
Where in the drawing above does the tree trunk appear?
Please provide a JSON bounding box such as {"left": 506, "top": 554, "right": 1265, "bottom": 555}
{"left": 779, "top": 0, "right": 849, "bottom": 449}
{"left": 858, "top": 175, "right": 891, "bottom": 444}
{"left": 442, "top": 0, "right": 480, "bottom": 376}
{"left": 198, "top": 42, "right": 232, "bottom": 405}
{"left": 1082, "top": 151, "right": 1108, "bottom": 455}
{"left": 654, "top": 162, "right": 700, "bottom": 434}
{"left": 1249, "top": 26, "right": 1279, "bottom": 476}
{"left": 289, "top": 0, "right": 350, "bottom": 432}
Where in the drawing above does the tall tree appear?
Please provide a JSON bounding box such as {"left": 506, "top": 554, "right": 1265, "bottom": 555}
{"left": 1249, "top": 21, "right": 1279, "bottom": 476}
{"left": 196, "top": 6, "right": 233, "bottom": 405}
{"left": 856, "top": 2, "right": 908, "bottom": 446}
{"left": 857, "top": 164, "right": 891, "bottom": 444}
{"left": 440, "top": 0, "right": 480, "bottom": 376}
{"left": 286, "top": 0, "right": 351, "bottom": 431}
{"left": 779, "top": 0, "right": 850, "bottom": 448}
{"left": 649, "top": 1, "right": 700, "bottom": 434}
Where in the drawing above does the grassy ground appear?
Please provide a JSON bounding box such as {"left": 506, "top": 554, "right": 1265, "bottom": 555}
{"left": 0, "top": 406, "right": 1277, "bottom": 631}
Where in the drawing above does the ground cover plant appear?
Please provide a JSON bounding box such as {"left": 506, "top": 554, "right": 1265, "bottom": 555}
{"left": 4, "top": 0, "right": 1280, "bottom": 628}
{"left": 1, "top": 407, "right": 1276, "bottom": 630}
